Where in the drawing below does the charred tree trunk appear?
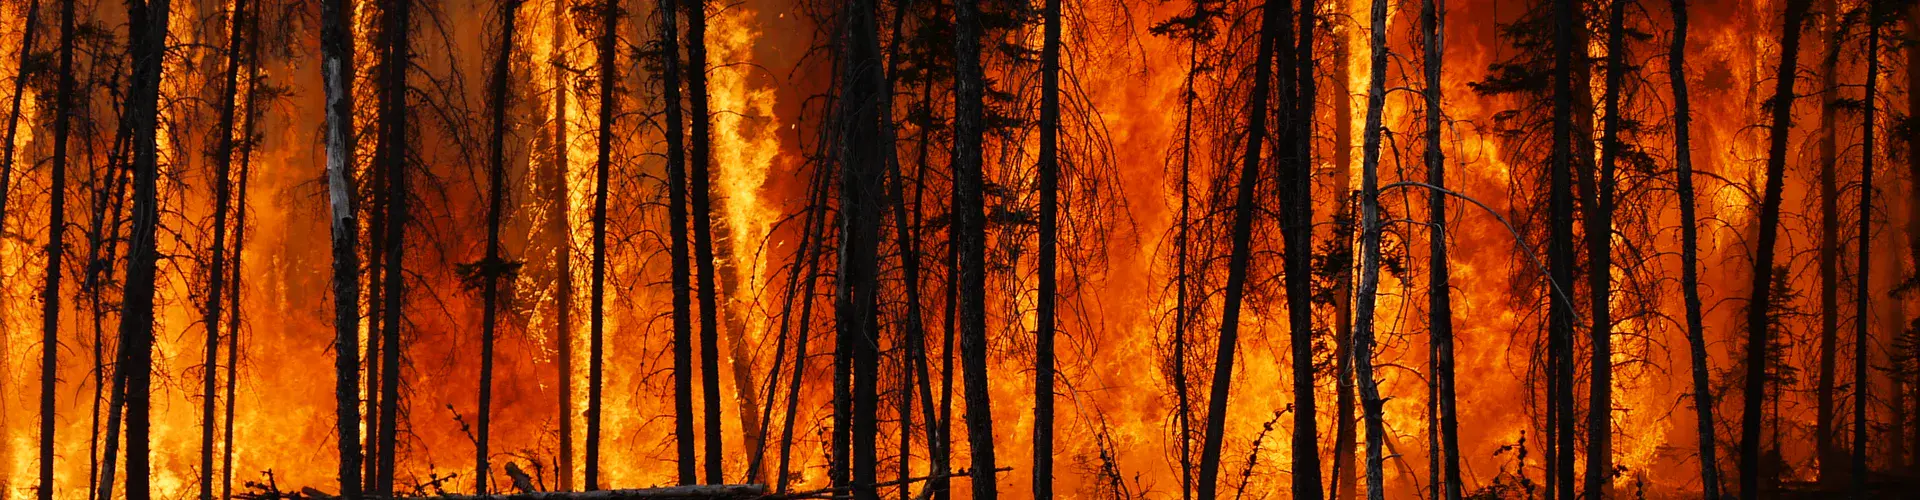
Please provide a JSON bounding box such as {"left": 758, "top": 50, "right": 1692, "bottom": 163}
{"left": 200, "top": 2, "right": 253, "bottom": 497}
{"left": 0, "top": 0, "right": 38, "bottom": 237}
{"left": 1583, "top": 0, "right": 1625, "bottom": 495}
{"left": 1852, "top": 5, "right": 1879, "bottom": 494}
{"left": 90, "top": 123, "right": 134, "bottom": 500}
{"left": 1355, "top": 0, "right": 1391, "bottom": 494}
{"left": 1816, "top": 0, "right": 1844, "bottom": 483}
{"left": 549, "top": 0, "right": 575, "bottom": 490}
{"left": 374, "top": 0, "right": 414, "bottom": 494}
{"left": 586, "top": 0, "right": 619, "bottom": 488}
{"left": 1739, "top": 0, "right": 1812, "bottom": 496}
{"left": 476, "top": 1, "right": 522, "bottom": 493}
{"left": 835, "top": 1, "right": 889, "bottom": 498}
{"left": 120, "top": 0, "right": 173, "bottom": 496}
{"left": 40, "top": 0, "right": 74, "bottom": 496}
{"left": 223, "top": 13, "right": 263, "bottom": 495}
{"left": 1196, "top": 0, "right": 1284, "bottom": 496}
{"left": 1419, "top": 0, "right": 1459, "bottom": 496}
{"left": 1285, "top": 1, "right": 1323, "bottom": 496}
{"left": 1549, "top": 0, "right": 1579, "bottom": 495}
{"left": 1035, "top": 0, "right": 1061, "bottom": 495}
{"left": 683, "top": 0, "right": 726, "bottom": 482}
{"left": 1173, "top": 34, "right": 1198, "bottom": 500}
{"left": 1668, "top": 0, "right": 1720, "bottom": 496}
{"left": 774, "top": 170, "right": 830, "bottom": 494}
{"left": 659, "top": 0, "right": 700, "bottom": 485}
{"left": 952, "top": 0, "right": 998, "bottom": 496}
{"left": 1331, "top": 9, "right": 1357, "bottom": 497}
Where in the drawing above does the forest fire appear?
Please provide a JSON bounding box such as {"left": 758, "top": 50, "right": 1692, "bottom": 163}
{"left": 0, "top": 0, "right": 1912, "bottom": 497}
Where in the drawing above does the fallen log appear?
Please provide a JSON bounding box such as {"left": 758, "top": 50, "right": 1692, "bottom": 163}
{"left": 240, "top": 484, "right": 767, "bottom": 500}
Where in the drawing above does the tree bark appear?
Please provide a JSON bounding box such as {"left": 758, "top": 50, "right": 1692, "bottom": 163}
{"left": 1583, "top": 0, "right": 1625, "bottom": 494}
{"left": 659, "top": 0, "right": 700, "bottom": 485}
{"left": 1331, "top": 7, "right": 1357, "bottom": 496}
{"left": 1549, "top": 0, "right": 1579, "bottom": 495}
{"left": 1419, "top": 0, "right": 1458, "bottom": 496}
{"left": 1035, "top": 0, "right": 1061, "bottom": 495}
{"left": 548, "top": 0, "right": 575, "bottom": 490}
{"left": 120, "top": 0, "right": 174, "bottom": 496}
{"left": 952, "top": 0, "right": 998, "bottom": 496}
{"left": 833, "top": 0, "right": 889, "bottom": 498}
{"left": 1852, "top": 5, "right": 1879, "bottom": 494}
{"left": 201, "top": 2, "right": 253, "bottom": 497}
{"left": 1196, "top": 0, "right": 1284, "bottom": 496}
{"left": 224, "top": 13, "right": 263, "bottom": 494}
{"left": 1815, "top": 0, "right": 1844, "bottom": 483}
{"left": 40, "top": 0, "right": 73, "bottom": 496}
{"left": 683, "top": 0, "right": 727, "bottom": 482}
{"left": 586, "top": 0, "right": 619, "bottom": 488}
{"left": 1667, "top": 0, "right": 1720, "bottom": 496}
{"left": 1354, "top": 0, "right": 1390, "bottom": 495}
{"left": 1739, "top": 0, "right": 1812, "bottom": 496}
{"left": 374, "top": 0, "right": 414, "bottom": 493}
{"left": 477, "top": 1, "right": 522, "bottom": 493}
{"left": 1285, "top": 0, "right": 1323, "bottom": 496}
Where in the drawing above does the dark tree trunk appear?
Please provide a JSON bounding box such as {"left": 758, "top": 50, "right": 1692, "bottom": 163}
{"left": 1173, "top": 34, "right": 1198, "bottom": 500}
{"left": 40, "top": 0, "right": 74, "bottom": 497}
{"left": 201, "top": 2, "right": 253, "bottom": 497}
{"left": 1906, "top": 3, "right": 1920, "bottom": 481}
{"left": 549, "top": 0, "right": 575, "bottom": 490}
{"left": 1739, "top": 0, "right": 1812, "bottom": 497}
{"left": 1035, "top": 0, "right": 1061, "bottom": 495}
{"left": 1584, "top": 0, "right": 1625, "bottom": 494}
{"left": 1852, "top": 5, "right": 1880, "bottom": 494}
{"left": 1815, "top": 0, "right": 1844, "bottom": 483}
{"left": 1549, "top": 0, "right": 1579, "bottom": 496}
{"left": 477, "top": 1, "right": 522, "bottom": 493}
{"left": 120, "top": 0, "right": 173, "bottom": 496}
{"left": 1419, "top": 0, "right": 1459, "bottom": 496}
{"left": 683, "top": 0, "right": 726, "bottom": 482}
{"left": 1331, "top": 11, "right": 1357, "bottom": 497}
{"left": 775, "top": 170, "right": 831, "bottom": 494}
{"left": 224, "top": 13, "right": 263, "bottom": 495}
{"left": 88, "top": 123, "right": 133, "bottom": 500}
{"left": 834, "top": 0, "right": 889, "bottom": 497}
{"left": 659, "top": 0, "right": 700, "bottom": 485}
{"left": 375, "top": 0, "right": 414, "bottom": 494}
{"left": 1196, "top": 0, "right": 1284, "bottom": 495}
{"left": 1285, "top": 0, "right": 1323, "bottom": 496}
{"left": 0, "top": 0, "right": 38, "bottom": 236}
{"left": 952, "top": 0, "right": 998, "bottom": 496}
{"left": 587, "top": 0, "right": 619, "bottom": 488}
{"left": 1668, "top": 0, "right": 1720, "bottom": 496}
{"left": 1354, "top": 0, "right": 1390, "bottom": 495}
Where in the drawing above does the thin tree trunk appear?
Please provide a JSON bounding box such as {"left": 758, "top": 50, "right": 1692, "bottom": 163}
{"left": 0, "top": 0, "right": 39, "bottom": 237}
{"left": 200, "top": 2, "right": 252, "bottom": 496}
{"left": 835, "top": 0, "right": 889, "bottom": 497}
{"left": 1419, "top": 0, "right": 1458, "bottom": 495}
{"left": 775, "top": 169, "right": 830, "bottom": 494}
{"left": 1331, "top": 9, "right": 1357, "bottom": 496}
{"left": 1548, "top": 0, "right": 1579, "bottom": 495}
{"left": 39, "top": 0, "right": 74, "bottom": 496}
{"left": 682, "top": 0, "right": 726, "bottom": 482}
{"left": 1285, "top": 0, "right": 1323, "bottom": 496}
{"left": 1668, "top": 0, "right": 1720, "bottom": 496}
{"left": 120, "top": 0, "right": 173, "bottom": 496}
{"left": 86, "top": 63, "right": 134, "bottom": 500}
{"left": 659, "top": 0, "right": 700, "bottom": 485}
{"left": 477, "top": 1, "right": 522, "bottom": 493}
{"left": 952, "top": 0, "right": 998, "bottom": 495}
{"left": 549, "top": 0, "right": 575, "bottom": 489}
{"left": 1035, "top": 0, "right": 1061, "bottom": 494}
{"left": 1195, "top": 0, "right": 1283, "bottom": 495}
{"left": 1852, "top": 6, "right": 1880, "bottom": 494}
{"left": 375, "top": 0, "right": 414, "bottom": 493}
{"left": 92, "top": 125, "right": 134, "bottom": 500}
{"left": 1816, "top": 0, "right": 1844, "bottom": 483}
{"left": 1906, "top": 2, "right": 1920, "bottom": 482}
{"left": 1353, "top": 0, "right": 1390, "bottom": 495}
{"left": 1584, "top": 0, "right": 1625, "bottom": 494}
{"left": 1739, "top": 0, "right": 1812, "bottom": 496}
{"left": 586, "top": 0, "right": 619, "bottom": 488}
{"left": 223, "top": 13, "right": 263, "bottom": 494}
